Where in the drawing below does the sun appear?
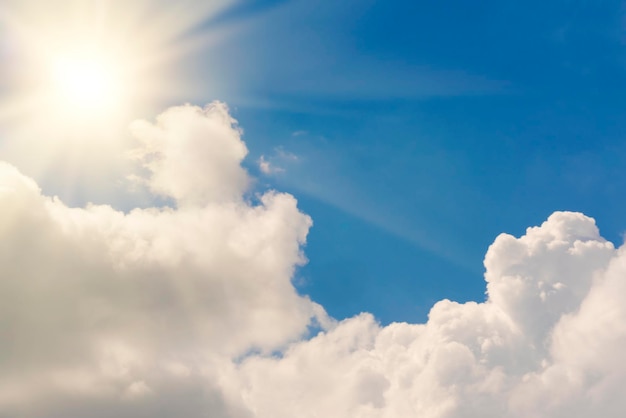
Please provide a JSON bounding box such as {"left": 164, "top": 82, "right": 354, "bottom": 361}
{"left": 53, "top": 56, "right": 116, "bottom": 106}
{"left": 0, "top": 0, "right": 229, "bottom": 151}
{"left": 51, "top": 50, "right": 124, "bottom": 115}
{"left": 0, "top": 0, "right": 232, "bottom": 197}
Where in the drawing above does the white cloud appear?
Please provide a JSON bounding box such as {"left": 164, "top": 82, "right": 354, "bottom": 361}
{"left": 2, "top": 102, "right": 626, "bottom": 417}
{"left": 232, "top": 212, "right": 624, "bottom": 418}
{"left": 0, "top": 103, "right": 327, "bottom": 417}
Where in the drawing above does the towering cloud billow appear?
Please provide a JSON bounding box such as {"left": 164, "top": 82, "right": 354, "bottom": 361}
{"left": 1, "top": 103, "right": 626, "bottom": 417}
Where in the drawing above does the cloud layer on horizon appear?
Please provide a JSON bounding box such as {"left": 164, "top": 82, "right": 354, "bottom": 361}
{"left": 1, "top": 103, "right": 626, "bottom": 417}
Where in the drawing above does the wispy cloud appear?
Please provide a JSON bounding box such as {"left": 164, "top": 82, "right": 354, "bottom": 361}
{"left": 258, "top": 155, "right": 285, "bottom": 174}
{"left": 258, "top": 147, "right": 299, "bottom": 176}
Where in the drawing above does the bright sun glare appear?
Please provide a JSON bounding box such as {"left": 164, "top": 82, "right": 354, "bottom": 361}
{"left": 1, "top": 0, "right": 223, "bottom": 137}
{"left": 0, "top": 0, "right": 226, "bottom": 196}
{"left": 51, "top": 52, "right": 123, "bottom": 113}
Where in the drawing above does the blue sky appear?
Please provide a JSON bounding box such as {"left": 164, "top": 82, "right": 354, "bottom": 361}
{"left": 175, "top": 0, "right": 626, "bottom": 323}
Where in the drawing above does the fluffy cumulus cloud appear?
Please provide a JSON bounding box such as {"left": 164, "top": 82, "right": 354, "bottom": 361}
{"left": 0, "top": 103, "right": 326, "bottom": 417}
{"left": 2, "top": 102, "right": 626, "bottom": 417}
{"left": 234, "top": 212, "right": 623, "bottom": 418}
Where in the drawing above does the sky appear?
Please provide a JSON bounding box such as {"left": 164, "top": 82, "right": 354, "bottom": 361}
{"left": 205, "top": 0, "right": 626, "bottom": 323}
{"left": 2, "top": 0, "right": 626, "bottom": 417}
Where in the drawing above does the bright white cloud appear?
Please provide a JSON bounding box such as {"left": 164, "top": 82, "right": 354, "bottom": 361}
{"left": 1, "top": 103, "right": 626, "bottom": 417}
{"left": 232, "top": 212, "right": 623, "bottom": 418}
{"left": 0, "top": 103, "right": 327, "bottom": 417}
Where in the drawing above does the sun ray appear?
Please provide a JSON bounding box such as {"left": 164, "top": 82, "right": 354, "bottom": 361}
{"left": 0, "top": 0, "right": 238, "bottom": 127}
{"left": 0, "top": 0, "right": 242, "bottom": 200}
